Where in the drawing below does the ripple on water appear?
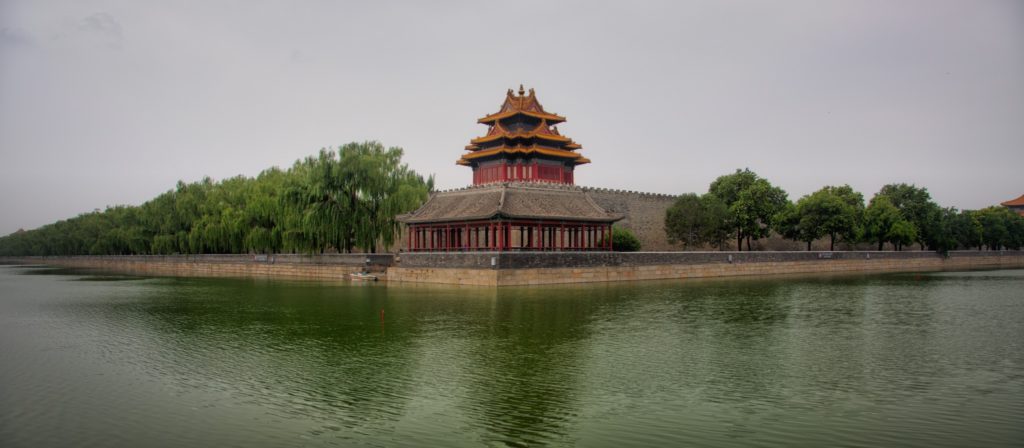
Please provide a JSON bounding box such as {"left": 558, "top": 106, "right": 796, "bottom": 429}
{"left": 2, "top": 267, "right": 1023, "bottom": 447}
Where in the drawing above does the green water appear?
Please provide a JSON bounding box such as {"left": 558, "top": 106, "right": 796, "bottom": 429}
{"left": 1, "top": 266, "right": 1022, "bottom": 447}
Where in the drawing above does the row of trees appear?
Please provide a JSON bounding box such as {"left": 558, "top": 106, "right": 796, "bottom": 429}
{"left": 0, "top": 142, "right": 432, "bottom": 256}
{"left": 665, "top": 169, "right": 1024, "bottom": 252}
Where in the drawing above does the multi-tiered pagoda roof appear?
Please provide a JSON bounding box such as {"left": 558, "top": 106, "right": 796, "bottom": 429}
{"left": 398, "top": 86, "right": 620, "bottom": 252}
{"left": 459, "top": 86, "right": 589, "bottom": 184}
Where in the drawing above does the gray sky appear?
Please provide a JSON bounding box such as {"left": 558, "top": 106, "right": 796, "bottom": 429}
{"left": 2, "top": 0, "right": 1022, "bottom": 236}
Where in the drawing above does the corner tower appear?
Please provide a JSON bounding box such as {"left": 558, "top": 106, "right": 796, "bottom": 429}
{"left": 459, "top": 86, "right": 590, "bottom": 185}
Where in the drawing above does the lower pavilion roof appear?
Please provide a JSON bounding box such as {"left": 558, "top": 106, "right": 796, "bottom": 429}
{"left": 397, "top": 182, "right": 623, "bottom": 224}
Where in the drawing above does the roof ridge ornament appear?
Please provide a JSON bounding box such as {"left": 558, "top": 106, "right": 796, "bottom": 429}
{"left": 518, "top": 84, "right": 525, "bottom": 96}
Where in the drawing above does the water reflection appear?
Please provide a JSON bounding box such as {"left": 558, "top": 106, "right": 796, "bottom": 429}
{"left": 87, "top": 279, "right": 425, "bottom": 440}
{"left": 458, "top": 287, "right": 605, "bottom": 446}
{"left": 3, "top": 267, "right": 1023, "bottom": 447}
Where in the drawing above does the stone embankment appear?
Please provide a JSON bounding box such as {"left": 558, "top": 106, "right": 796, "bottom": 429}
{"left": 388, "top": 251, "right": 1024, "bottom": 286}
{"left": 0, "top": 254, "right": 392, "bottom": 281}
{"left": 3, "top": 251, "right": 1022, "bottom": 286}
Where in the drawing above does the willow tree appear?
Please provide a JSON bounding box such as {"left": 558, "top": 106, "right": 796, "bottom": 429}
{"left": 338, "top": 142, "right": 432, "bottom": 252}
{"left": 0, "top": 141, "right": 424, "bottom": 256}
{"left": 284, "top": 142, "right": 431, "bottom": 254}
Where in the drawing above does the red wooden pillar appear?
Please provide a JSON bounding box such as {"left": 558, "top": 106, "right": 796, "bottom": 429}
{"left": 537, "top": 224, "right": 542, "bottom": 251}
{"left": 535, "top": 223, "right": 540, "bottom": 250}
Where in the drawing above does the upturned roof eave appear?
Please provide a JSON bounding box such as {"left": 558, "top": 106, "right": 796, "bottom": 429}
{"left": 1000, "top": 194, "right": 1024, "bottom": 207}
{"left": 477, "top": 110, "right": 566, "bottom": 124}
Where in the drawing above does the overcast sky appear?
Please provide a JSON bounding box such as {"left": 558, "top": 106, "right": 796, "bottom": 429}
{"left": 1, "top": 0, "right": 1022, "bottom": 235}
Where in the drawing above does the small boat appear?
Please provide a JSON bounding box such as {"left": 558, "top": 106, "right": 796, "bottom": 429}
{"left": 350, "top": 272, "right": 378, "bottom": 281}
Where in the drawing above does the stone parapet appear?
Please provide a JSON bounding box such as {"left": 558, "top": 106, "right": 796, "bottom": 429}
{"left": 0, "top": 254, "right": 394, "bottom": 281}
{"left": 396, "top": 250, "right": 985, "bottom": 269}
{"left": 5, "top": 251, "right": 1021, "bottom": 286}
{"left": 389, "top": 251, "right": 1024, "bottom": 286}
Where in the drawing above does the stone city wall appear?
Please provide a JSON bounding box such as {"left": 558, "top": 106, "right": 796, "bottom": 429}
{"left": 582, "top": 187, "right": 681, "bottom": 251}
{"left": 0, "top": 254, "right": 394, "bottom": 281}
{"left": 388, "top": 250, "right": 1024, "bottom": 286}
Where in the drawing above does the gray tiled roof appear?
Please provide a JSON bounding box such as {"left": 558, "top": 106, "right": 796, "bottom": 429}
{"left": 398, "top": 182, "right": 623, "bottom": 224}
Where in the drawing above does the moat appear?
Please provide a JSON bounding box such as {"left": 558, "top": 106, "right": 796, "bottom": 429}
{"left": 1, "top": 265, "right": 1022, "bottom": 447}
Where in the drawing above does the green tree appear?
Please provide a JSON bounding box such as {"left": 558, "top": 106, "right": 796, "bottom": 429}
{"left": 338, "top": 142, "right": 433, "bottom": 252}
{"left": 664, "top": 193, "right": 731, "bottom": 249}
{"left": 0, "top": 142, "right": 431, "bottom": 256}
{"left": 950, "top": 210, "right": 983, "bottom": 250}
{"left": 780, "top": 185, "right": 864, "bottom": 251}
{"left": 708, "top": 169, "right": 788, "bottom": 251}
{"left": 283, "top": 142, "right": 431, "bottom": 254}
{"left": 774, "top": 202, "right": 815, "bottom": 251}
{"left": 864, "top": 195, "right": 901, "bottom": 250}
{"left": 975, "top": 206, "right": 1024, "bottom": 250}
{"left": 876, "top": 183, "right": 938, "bottom": 250}
{"left": 887, "top": 219, "right": 917, "bottom": 251}
{"left": 605, "top": 226, "right": 641, "bottom": 252}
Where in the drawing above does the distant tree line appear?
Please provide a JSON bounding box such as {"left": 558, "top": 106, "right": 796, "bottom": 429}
{"left": 0, "top": 142, "right": 432, "bottom": 256}
{"left": 665, "top": 169, "right": 1024, "bottom": 252}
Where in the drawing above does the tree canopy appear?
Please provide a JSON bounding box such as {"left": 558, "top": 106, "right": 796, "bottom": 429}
{"left": 0, "top": 142, "right": 432, "bottom": 256}
{"left": 668, "top": 169, "right": 1020, "bottom": 253}
{"left": 708, "top": 169, "right": 788, "bottom": 251}
{"left": 664, "top": 193, "right": 730, "bottom": 249}
{"left": 776, "top": 185, "right": 863, "bottom": 251}
{"left": 605, "top": 226, "right": 641, "bottom": 252}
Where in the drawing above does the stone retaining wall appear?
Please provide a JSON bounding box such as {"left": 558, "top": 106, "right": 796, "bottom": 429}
{"left": 5, "top": 251, "right": 1022, "bottom": 286}
{"left": 388, "top": 251, "right": 1024, "bottom": 286}
{"left": 0, "top": 254, "right": 394, "bottom": 281}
